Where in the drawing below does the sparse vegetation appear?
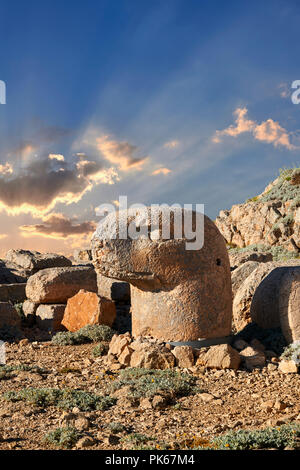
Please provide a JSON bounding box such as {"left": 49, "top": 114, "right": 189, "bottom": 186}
{"left": 199, "top": 423, "right": 300, "bottom": 450}
{"left": 52, "top": 325, "right": 115, "bottom": 346}
{"left": 228, "top": 243, "right": 300, "bottom": 262}
{"left": 109, "top": 368, "right": 200, "bottom": 400}
{"left": 44, "top": 426, "right": 82, "bottom": 449}
{"left": 107, "top": 422, "right": 127, "bottom": 433}
{"left": 3, "top": 387, "right": 116, "bottom": 411}
{"left": 92, "top": 342, "right": 109, "bottom": 357}
{"left": 281, "top": 340, "right": 300, "bottom": 364}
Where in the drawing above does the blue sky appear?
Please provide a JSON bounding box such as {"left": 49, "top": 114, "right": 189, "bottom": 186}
{"left": 0, "top": 0, "right": 299, "bottom": 254}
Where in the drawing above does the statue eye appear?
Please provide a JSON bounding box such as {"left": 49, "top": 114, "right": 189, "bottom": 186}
{"left": 216, "top": 258, "right": 221, "bottom": 266}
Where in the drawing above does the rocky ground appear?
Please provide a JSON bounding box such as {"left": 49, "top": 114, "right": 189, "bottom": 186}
{"left": 0, "top": 335, "right": 299, "bottom": 451}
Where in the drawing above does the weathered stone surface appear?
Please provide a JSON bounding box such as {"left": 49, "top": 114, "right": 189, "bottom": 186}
{"left": 215, "top": 171, "right": 300, "bottom": 252}
{"left": 250, "top": 267, "right": 290, "bottom": 329}
{"left": 92, "top": 207, "right": 232, "bottom": 342}
{"left": 0, "top": 283, "right": 26, "bottom": 303}
{"left": 26, "top": 266, "right": 97, "bottom": 304}
{"left": 0, "top": 302, "right": 21, "bottom": 328}
{"left": 97, "top": 273, "right": 130, "bottom": 303}
{"left": 231, "top": 261, "right": 260, "bottom": 297}
{"left": 278, "top": 267, "right": 300, "bottom": 343}
{"left": 239, "top": 346, "right": 266, "bottom": 370}
{"left": 73, "top": 249, "right": 92, "bottom": 263}
{"left": 22, "top": 300, "right": 38, "bottom": 326}
{"left": 171, "top": 346, "right": 194, "bottom": 368}
{"left": 36, "top": 304, "right": 66, "bottom": 331}
{"left": 108, "top": 333, "right": 132, "bottom": 356}
{"left": 5, "top": 249, "right": 72, "bottom": 275}
{"left": 196, "top": 344, "right": 241, "bottom": 370}
{"left": 62, "top": 289, "right": 116, "bottom": 332}
{"left": 130, "top": 348, "right": 175, "bottom": 369}
{"left": 233, "top": 260, "right": 300, "bottom": 332}
{"left": 0, "top": 260, "right": 28, "bottom": 283}
{"left": 278, "top": 360, "right": 298, "bottom": 374}
{"left": 118, "top": 346, "right": 133, "bottom": 366}
{"left": 229, "top": 251, "right": 272, "bottom": 270}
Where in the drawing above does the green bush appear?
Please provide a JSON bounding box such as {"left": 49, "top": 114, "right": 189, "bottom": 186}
{"left": 107, "top": 422, "right": 126, "bottom": 433}
{"left": 4, "top": 387, "right": 116, "bottom": 411}
{"left": 92, "top": 342, "right": 109, "bottom": 357}
{"left": 281, "top": 340, "right": 300, "bottom": 364}
{"left": 109, "top": 368, "right": 200, "bottom": 399}
{"left": 207, "top": 423, "right": 300, "bottom": 450}
{"left": 52, "top": 325, "right": 115, "bottom": 346}
{"left": 44, "top": 426, "right": 81, "bottom": 449}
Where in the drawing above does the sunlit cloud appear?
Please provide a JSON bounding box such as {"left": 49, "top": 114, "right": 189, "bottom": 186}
{"left": 152, "top": 167, "right": 172, "bottom": 175}
{"left": 96, "top": 135, "right": 148, "bottom": 171}
{"left": 0, "top": 154, "right": 119, "bottom": 217}
{"left": 212, "top": 107, "right": 296, "bottom": 150}
{"left": 163, "top": 140, "right": 180, "bottom": 149}
{"left": 0, "top": 163, "right": 13, "bottom": 175}
{"left": 48, "top": 153, "right": 65, "bottom": 162}
{"left": 0, "top": 234, "right": 7, "bottom": 240}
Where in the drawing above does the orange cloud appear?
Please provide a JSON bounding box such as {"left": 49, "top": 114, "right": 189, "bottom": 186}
{"left": 48, "top": 153, "right": 65, "bottom": 162}
{"left": 0, "top": 163, "right": 13, "bottom": 175}
{"left": 96, "top": 135, "right": 148, "bottom": 171}
{"left": 152, "top": 168, "right": 172, "bottom": 175}
{"left": 212, "top": 107, "right": 296, "bottom": 150}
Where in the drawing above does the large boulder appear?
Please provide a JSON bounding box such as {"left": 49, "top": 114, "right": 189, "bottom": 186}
{"left": 36, "top": 304, "right": 66, "bottom": 332}
{"left": 26, "top": 266, "right": 97, "bottom": 304}
{"left": 278, "top": 267, "right": 300, "bottom": 343}
{"left": 97, "top": 273, "right": 130, "bottom": 303}
{"left": 0, "top": 283, "right": 26, "bottom": 303}
{"left": 231, "top": 261, "right": 260, "bottom": 297}
{"left": 233, "top": 260, "right": 300, "bottom": 331}
{"left": 195, "top": 344, "right": 241, "bottom": 370}
{"left": 5, "top": 249, "right": 72, "bottom": 276}
{"left": 0, "top": 302, "right": 21, "bottom": 328}
{"left": 0, "top": 260, "right": 28, "bottom": 283}
{"left": 61, "top": 289, "right": 116, "bottom": 331}
{"left": 229, "top": 250, "right": 272, "bottom": 270}
{"left": 92, "top": 207, "right": 233, "bottom": 343}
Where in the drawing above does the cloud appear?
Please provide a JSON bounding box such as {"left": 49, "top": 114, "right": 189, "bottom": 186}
{"left": 96, "top": 135, "right": 148, "bottom": 171}
{"left": 20, "top": 213, "right": 97, "bottom": 239}
{"left": 0, "top": 163, "right": 13, "bottom": 175}
{"left": 163, "top": 140, "right": 180, "bottom": 149}
{"left": 0, "top": 155, "right": 119, "bottom": 216}
{"left": 278, "top": 82, "right": 290, "bottom": 99}
{"left": 0, "top": 234, "right": 7, "bottom": 240}
{"left": 48, "top": 154, "right": 65, "bottom": 162}
{"left": 152, "top": 167, "right": 172, "bottom": 175}
{"left": 213, "top": 107, "right": 296, "bottom": 150}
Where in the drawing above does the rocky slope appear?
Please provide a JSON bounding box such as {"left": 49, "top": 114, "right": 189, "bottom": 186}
{"left": 216, "top": 168, "right": 300, "bottom": 254}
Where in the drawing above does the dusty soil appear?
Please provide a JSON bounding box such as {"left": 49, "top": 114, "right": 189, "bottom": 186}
{"left": 0, "top": 336, "right": 299, "bottom": 451}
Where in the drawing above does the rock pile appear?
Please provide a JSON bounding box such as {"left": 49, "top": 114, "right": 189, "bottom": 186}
{"left": 24, "top": 266, "right": 97, "bottom": 332}
{"left": 216, "top": 168, "right": 300, "bottom": 253}
{"left": 103, "top": 332, "right": 274, "bottom": 372}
